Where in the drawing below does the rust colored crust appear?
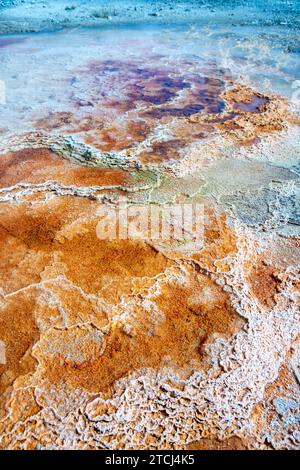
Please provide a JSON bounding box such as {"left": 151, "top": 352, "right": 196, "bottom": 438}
{"left": 209, "top": 84, "right": 300, "bottom": 143}
{"left": 0, "top": 180, "right": 244, "bottom": 396}
{"left": 0, "top": 147, "right": 129, "bottom": 189}
{"left": 85, "top": 120, "right": 152, "bottom": 152}
{"left": 0, "top": 291, "right": 38, "bottom": 395}
{"left": 186, "top": 436, "right": 250, "bottom": 450}
{"left": 250, "top": 361, "right": 300, "bottom": 449}
{"left": 30, "top": 60, "right": 297, "bottom": 164}
{"left": 247, "top": 259, "right": 280, "bottom": 308}
{"left": 81, "top": 63, "right": 225, "bottom": 156}
{"left": 0, "top": 37, "right": 26, "bottom": 48}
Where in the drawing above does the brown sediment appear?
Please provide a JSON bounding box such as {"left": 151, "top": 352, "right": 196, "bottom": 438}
{"left": 92, "top": 73, "right": 225, "bottom": 160}
{"left": 126, "top": 75, "right": 190, "bottom": 106}
{"left": 171, "top": 120, "right": 215, "bottom": 140}
{"left": 190, "top": 83, "right": 300, "bottom": 147}
{"left": 0, "top": 204, "right": 55, "bottom": 294}
{"left": 155, "top": 268, "right": 244, "bottom": 352}
{"left": 0, "top": 197, "right": 95, "bottom": 294}
{"left": 245, "top": 235, "right": 300, "bottom": 309}
{"left": 41, "top": 265, "right": 243, "bottom": 394}
{"left": 233, "top": 95, "right": 268, "bottom": 113}
{"left": 89, "top": 60, "right": 191, "bottom": 108}
{"left": 140, "top": 139, "right": 184, "bottom": 163}
{"left": 0, "top": 290, "right": 39, "bottom": 395}
{"left": 186, "top": 436, "right": 250, "bottom": 450}
{"left": 0, "top": 147, "right": 130, "bottom": 188}
{"left": 0, "top": 37, "right": 26, "bottom": 47}
{"left": 0, "top": 170, "right": 295, "bottom": 448}
{"left": 85, "top": 119, "right": 152, "bottom": 152}
{"left": 2, "top": 386, "right": 41, "bottom": 425}
{"left": 192, "top": 211, "right": 238, "bottom": 273}
{"left": 34, "top": 112, "right": 105, "bottom": 134}
{"left": 250, "top": 361, "right": 300, "bottom": 449}
{"left": 44, "top": 209, "right": 242, "bottom": 393}
{"left": 223, "top": 85, "right": 269, "bottom": 113}
{"left": 247, "top": 259, "right": 281, "bottom": 308}
{"left": 29, "top": 61, "right": 299, "bottom": 165}
{"left": 44, "top": 59, "right": 230, "bottom": 162}
{"left": 141, "top": 76, "right": 225, "bottom": 120}
{"left": 0, "top": 58, "right": 298, "bottom": 451}
{"left": 0, "top": 35, "right": 299, "bottom": 451}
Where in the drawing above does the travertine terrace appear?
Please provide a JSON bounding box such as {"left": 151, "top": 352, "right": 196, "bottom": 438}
{"left": 0, "top": 0, "right": 299, "bottom": 450}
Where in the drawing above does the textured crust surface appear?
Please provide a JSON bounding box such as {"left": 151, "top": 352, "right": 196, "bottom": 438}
{"left": 0, "top": 19, "right": 299, "bottom": 449}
